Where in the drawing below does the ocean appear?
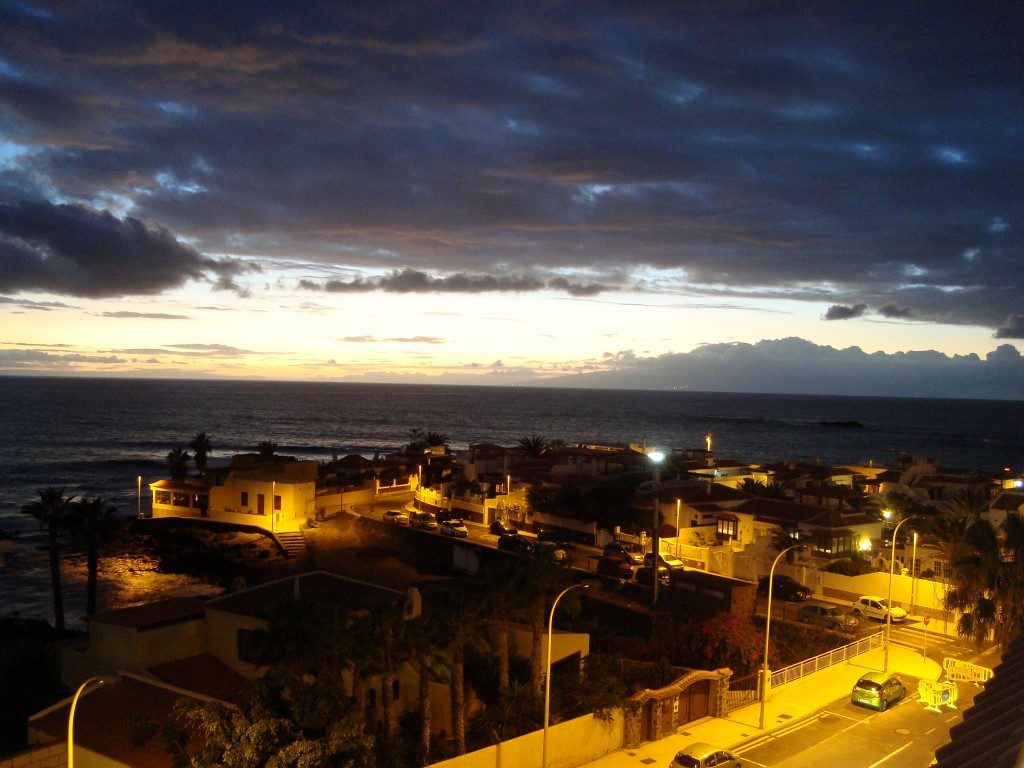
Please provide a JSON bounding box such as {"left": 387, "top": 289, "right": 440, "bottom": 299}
{"left": 1, "top": 376, "right": 1022, "bottom": 625}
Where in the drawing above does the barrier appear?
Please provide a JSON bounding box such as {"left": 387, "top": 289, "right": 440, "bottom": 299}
{"left": 918, "top": 679, "right": 958, "bottom": 713}
{"left": 942, "top": 657, "right": 993, "bottom": 686}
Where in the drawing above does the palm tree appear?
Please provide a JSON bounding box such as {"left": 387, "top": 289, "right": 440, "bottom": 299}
{"left": 517, "top": 436, "right": 549, "bottom": 458}
{"left": 21, "top": 487, "right": 72, "bottom": 632}
{"left": 189, "top": 432, "right": 212, "bottom": 474}
{"left": 166, "top": 447, "right": 190, "bottom": 479}
{"left": 404, "top": 614, "right": 451, "bottom": 765}
{"left": 518, "top": 556, "right": 578, "bottom": 702}
{"left": 478, "top": 560, "right": 532, "bottom": 695}
{"left": 68, "top": 496, "right": 122, "bottom": 616}
{"left": 435, "top": 582, "right": 492, "bottom": 755}
{"left": 423, "top": 431, "right": 448, "bottom": 448}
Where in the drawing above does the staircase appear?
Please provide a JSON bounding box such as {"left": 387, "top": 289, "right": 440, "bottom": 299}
{"left": 274, "top": 531, "right": 307, "bottom": 558}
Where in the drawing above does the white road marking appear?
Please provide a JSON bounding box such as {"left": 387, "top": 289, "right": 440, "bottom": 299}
{"left": 867, "top": 742, "right": 913, "bottom": 768}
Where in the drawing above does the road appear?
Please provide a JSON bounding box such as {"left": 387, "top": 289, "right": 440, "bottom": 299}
{"left": 734, "top": 668, "right": 979, "bottom": 768}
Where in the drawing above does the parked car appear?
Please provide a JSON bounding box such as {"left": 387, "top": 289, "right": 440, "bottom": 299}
{"left": 596, "top": 554, "right": 635, "bottom": 580}
{"left": 536, "top": 528, "right": 572, "bottom": 549}
{"left": 603, "top": 540, "right": 644, "bottom": 565}
{"left": 382, "top": 509, "right": 410, "bottom": 525}
{"left": 670, "top": 741, "right": 741, "bottom": 768}
{"left": 851, "top": 671, "right": 907, "bottom": 711}
{"left": 635, "top": 564, "right": 670, "bottom": 587}
{"left": 440, "top": 519, "right": 469, "bottom": 538}
{"left": 757, "top": 574, "right": 812, "bottom": 601}
{"left": 644, "top": 552, "right": 685, "bottom": 571}
{"left": 798, "top": 603, "right": 859, "bottom": 631}
{"left": 497, "top": 533, "right": 534, "bottom": 555}
{"left": 410, "top": 510, "right": 437, "bottom": 530}
{"left": 489, "top": 519, "right": 518, "bottom": 535}
{"left": 851, "top": 595, "right": 907, "bottom": 623}
{"left": 534, "top": 540, "right": 569, "bottom": 566}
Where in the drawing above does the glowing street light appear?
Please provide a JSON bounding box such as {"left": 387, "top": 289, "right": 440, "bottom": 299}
{"left": 759, "top": 543, "right": 803, "bottom": 729}
{"left": 68, "top": 676, "right": 106, "bottom": 768}
{"left": 136, "top": 475, "right": 142, "bottom": 519}
{"left": 886, "top": 516, "right": 919, "bottom": 672}
{"left": 542, "top": 582, "right": 589, "bottom": 768}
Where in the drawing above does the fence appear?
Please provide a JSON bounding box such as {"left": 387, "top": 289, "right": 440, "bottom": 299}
{"left": 725, "top": 631, "right": 883, "bottom": 711}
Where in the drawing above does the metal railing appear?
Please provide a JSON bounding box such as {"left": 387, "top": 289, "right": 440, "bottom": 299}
{"left": 725, "top": 631, "right": 883, "bottom": 711}
{"left": 770, "top": 631, "right": 883, "bottom": 689}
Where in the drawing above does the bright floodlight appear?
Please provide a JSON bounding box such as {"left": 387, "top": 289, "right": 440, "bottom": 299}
{"left": 649, "top": 450, "right": 665, "bottom": 463}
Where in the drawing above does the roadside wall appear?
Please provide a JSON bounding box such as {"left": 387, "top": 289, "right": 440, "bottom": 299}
{"left": 430, "top": 711, "right": 623, "bottom": 768}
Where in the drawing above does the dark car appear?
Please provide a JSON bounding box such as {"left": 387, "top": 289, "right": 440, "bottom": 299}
{"left": 596, "top": 554, "right": 635, "bottom": 580}
{"left": 497, "top": 533, "right": 534, "bottom": 555}
{"left": 635, "top": 564, "right": 670, "bottom": 587}
{"left": 603, "top": 540, "right": 644, "bottom": 565}
{"left": 757, "top": 574, "right": 812, "bottom": 601}
{"left": 534, "top": 540, "right": 570, "bottom": 566}
{"left": 851, "top": 672, "right": 907, "bottom": 711}
{"left": 536, "top": 528, "right": 572, "bottom": 549}
{"left": 489, "top": 519, "right": 519, "bottom": 535}
{"left": 798, "top": 603, "right": 859, "bottom": 631}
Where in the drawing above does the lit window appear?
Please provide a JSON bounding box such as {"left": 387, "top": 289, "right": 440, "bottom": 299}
{"left": 241, "top": 491, "right": 249, "bottom": 507}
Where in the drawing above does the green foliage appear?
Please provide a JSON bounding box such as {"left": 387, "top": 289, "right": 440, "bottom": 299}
{"left": 128, "top": 712, "right": 159, "bottom": 747}
{"left": 172, "top": 666, "right": 374, "bottom": 768}
{"left": 823, "top": 555, "right": 875, "bottom": 576}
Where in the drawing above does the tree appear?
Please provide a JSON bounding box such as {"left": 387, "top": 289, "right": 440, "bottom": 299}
{"left": 256, "top": 441, "right": 278, "bottom": 460}
{"left": 434, "top": 582, "right": 492, "bottom": 755}
{"left": 68, "top": 496, "right": 122, "bottom": 616}
{"left": 166, "top": 447, "right": 190, "bottom": 479}
{"left": 517, "top": 556, "right": 578, "bottom": 702}
{"left": 21, "top": 487, "right": 72, "bottom": 632}
{"left": 189, "top": 432, "right": 212, "bottom": 474}
{"left": 517, "top": 436, "right": 549, "bottom": 458}
{"left": 174, "top": 665, "right": 375, "bottom": 768}
{"left": 403, "top": 614, "right": 451, "bottom": 766}
{"left": 478, "top": 560, "right": 532, "bottom": 696}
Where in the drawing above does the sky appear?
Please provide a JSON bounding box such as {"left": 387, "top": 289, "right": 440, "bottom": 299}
{"left": 0, "top": 2, "right": 1022, "bottom": 393}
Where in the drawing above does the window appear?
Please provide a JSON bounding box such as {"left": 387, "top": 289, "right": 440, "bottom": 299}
{"left": 716, "top": 517, "right": 737, "bottom": 539}
{"left": 155, "top": 490, "right": 171, "bottom": 505}
{"left": 240, "top": 491, "right": 249, "bottom": 507}
{"left": 274, "top": 494, "right": 282, "bottom": 511}
{"left": 172, "top": 492, "right": 189, "bottom": 507}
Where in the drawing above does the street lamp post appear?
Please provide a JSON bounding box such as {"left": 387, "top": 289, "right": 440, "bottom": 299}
{"left": 885, "top": 516, "right": 917, "bottom": 672}
{"left": 542, "top": 583, "right": 588, "bottom": 768}
{"left": 759, "top": 543, "right": 803, "bottom": 729}
{"left": 136, "top": 475, "right": 142, "bottom": 519}
{"left": 68, "top": 676, "right": 106, "bottom": 768}
{"left": 674, "top": 498, "right": 681, "bottom": 557}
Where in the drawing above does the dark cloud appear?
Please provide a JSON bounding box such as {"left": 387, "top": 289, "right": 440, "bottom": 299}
{"left": 877, "top": 303, "right": 916, "bottom": 319}
{"left": 101, "top": 311, "right": 188, "bottom": 319}
{"left": 823, "top": 303, "right": 868, "bottom": 320}
{"left": 995, "top": 315, "right": 1024, "bottom": 339}
{"left": 303, "top": 268, "right": 601, "bottom": 295}
{"left": 0, "top": 3, "right": 1020, "bottom": 328}
{"left": 0, "top": 197, "right": 247, "bottom": 298}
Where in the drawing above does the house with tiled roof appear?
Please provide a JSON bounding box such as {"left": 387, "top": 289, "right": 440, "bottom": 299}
{"left": 932, "top": 631, "right": 1024, "bottom": 767}
{"left": 735, "top": 496, "right": 882, "bottom": 558}
{"left": 988, "top": 490, "right": 1024, "bottom": 530}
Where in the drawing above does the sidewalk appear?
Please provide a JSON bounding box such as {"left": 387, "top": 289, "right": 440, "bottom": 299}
{"left": 583, "top": 642, "right": 942, "bottom": 768}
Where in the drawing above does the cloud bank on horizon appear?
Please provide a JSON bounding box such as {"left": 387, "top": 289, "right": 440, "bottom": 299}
{"left": 0, "top": 2, "right": 1021, "bottom": 392}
